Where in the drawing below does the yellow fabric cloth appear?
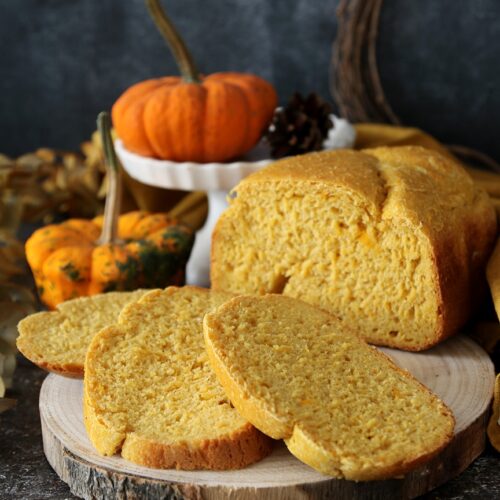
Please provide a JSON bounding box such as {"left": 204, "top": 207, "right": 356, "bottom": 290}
{"left": 354, "top": 123, "right": 454, "bottom": 159}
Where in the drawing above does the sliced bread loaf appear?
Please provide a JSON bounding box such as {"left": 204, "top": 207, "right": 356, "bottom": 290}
{"left": 211, "top": 146, "right": 496, "bottom": 350}
{"left": 203, "top": 294, "right": 455, "bottom": 480}
{"left": 84, "top": 286, "right": 272, "bottom": 469}
{"left": 17, "top": 290, "right": 148, "bottom": 377}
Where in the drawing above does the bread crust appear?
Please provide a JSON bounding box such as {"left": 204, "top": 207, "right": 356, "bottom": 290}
{"left": 211, "top": 146, "right": 497, "bottom": 350}
{"left": 35, "top": 361, "right": 83, "bottom": 378}
{"left": 120, "top": 424, "right": 273, "bottom": 471}
{"left": 428, "top": 214, "right": 495, "bottom": 350}
{"left": 83, "top": 382, "right": 125, "bottom": 456}
{"left": 204, "top": 313, "right": 291, "bottom": 440}
{"left": 203, "top": 294, "right": 455, "bottom": 481}
{"left": 367, "top": 147, "right": 497, "bottom": 349}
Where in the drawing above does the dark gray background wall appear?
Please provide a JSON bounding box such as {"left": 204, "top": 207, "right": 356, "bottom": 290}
{"left": 1, "top": 0, "right": 500, "bottom": 160}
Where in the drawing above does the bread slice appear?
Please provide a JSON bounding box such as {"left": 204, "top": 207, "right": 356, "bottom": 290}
{"left": 211, "top": 146, "right": 496, "bottom": 350}
{"left": 84, "top": 286, "right": 272, "bottom": 470}
{"left": 203, "top": 294, "right": 455, "bottom": 480}
{"left": 17, "top": 290, "right": 148, "bottom": 377}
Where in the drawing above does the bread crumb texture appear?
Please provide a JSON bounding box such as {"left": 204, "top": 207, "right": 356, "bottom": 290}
{"left": 17, "top": 290, "right": 148, "bottom": 376}
{"left": 84, "top": 286, "right": 272, "bottom": 470}
{"left": 211, "top": 146, "right": 496, "bottom": 350}
{"left": 204, "top": 294, "right": 455, "bottom": 480}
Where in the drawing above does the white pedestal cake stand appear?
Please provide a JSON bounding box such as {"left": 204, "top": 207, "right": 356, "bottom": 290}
{"left": 115, "top": 140, "right": 271, "bottom": 287}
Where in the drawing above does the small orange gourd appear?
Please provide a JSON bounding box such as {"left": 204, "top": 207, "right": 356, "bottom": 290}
{"left": 112, "top": 0, "right": 277, "bottom": 163}
{"left": 25, "top": 113, "right": 194, "bottom": 309}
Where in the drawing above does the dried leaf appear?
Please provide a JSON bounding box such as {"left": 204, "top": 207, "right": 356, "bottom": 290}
{"left": 0, "top": 233, "right": 25, "bottom": 279}
{"left": 0, "top": 135, "right": 110, "bottom": 222}
{"left": 17, "top": 153, "right": 44, "bottom": 170}
{"left": 0, "top": 154, "right": 13, "bottom": 169}
{"left": 63, "top": 152, "right": 80, "bottom": 171}
{"left": 82, "top": 167, "right": 101, "bottom": 193}
{"left": 0, "top": 284, "right": 36, "bottom": 348}
{"left": 0, "top": 282, "right": 35, "bottom": 306}
{"left": 35, "top": 148, "right": 56, "bottom": 163}
{"left": 488, "top": 374, "right": 500, "bottom": 451}
{"left": 55, "top": 168, "right": 68, "bottom": 190}
{"left": 98, "top": 174, "right": 109, "bottom": 199}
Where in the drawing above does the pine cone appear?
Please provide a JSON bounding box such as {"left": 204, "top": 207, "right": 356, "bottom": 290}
{"left": 266, "top": 93, "right": 333, "bottom": 159}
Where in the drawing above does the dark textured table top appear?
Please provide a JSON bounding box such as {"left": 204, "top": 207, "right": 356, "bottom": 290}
{"left": 2, "top": 356, "right": 500, "bottom": 499}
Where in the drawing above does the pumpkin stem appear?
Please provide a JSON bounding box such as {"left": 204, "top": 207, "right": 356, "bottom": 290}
{"left": 145, "top": 0, "right": 201, "bottom": 83}
{"left": 97, "top": 111, "right": 122, "bottom": 245}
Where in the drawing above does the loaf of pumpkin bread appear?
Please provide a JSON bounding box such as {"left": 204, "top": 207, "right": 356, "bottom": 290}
{"left": 17, "top": 290, "right": 148, "bottom": 377}
{"left": 84, "top": 286, "right": 272, "bottom": 470}
{"left": 203, "top": 294, "right": 455, "bottom": 480}
{"left": 211, "top": 146, "right": 496, "bottom": 350}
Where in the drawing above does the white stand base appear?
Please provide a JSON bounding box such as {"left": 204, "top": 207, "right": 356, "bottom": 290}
{"left": 186, "top": 190, "right": 228, "bottom": 287}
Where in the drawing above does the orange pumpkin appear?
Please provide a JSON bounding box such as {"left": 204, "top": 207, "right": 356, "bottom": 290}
{"left": 112, "top": 0, "right": 277, "bottom": 163}
{"left": 25, "top": 113, "right": 194, "bottom": 309}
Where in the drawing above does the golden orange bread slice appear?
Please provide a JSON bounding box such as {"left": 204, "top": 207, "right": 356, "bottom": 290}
{"left": 84, "top": 286, "right": 272, "bottom": 470}
{"left": 203, "top": 294, "right": 455, "bottom": 480}
{"left": 17, "top": 290, "right": 148, "bottom": 377}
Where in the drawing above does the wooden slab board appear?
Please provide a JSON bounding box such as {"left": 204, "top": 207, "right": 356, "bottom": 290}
{"left": 40, "top": 334, "right": 494, "bottom": 500}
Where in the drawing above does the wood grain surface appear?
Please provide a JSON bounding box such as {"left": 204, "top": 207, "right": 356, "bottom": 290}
{"left": 40, "top": 334, "right": 494, "bottom": 500}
